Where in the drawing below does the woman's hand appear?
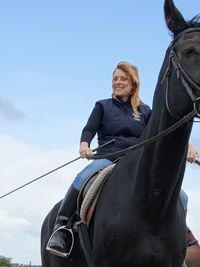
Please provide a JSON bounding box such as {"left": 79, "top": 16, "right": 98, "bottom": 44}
{"left": 79, "top": 142, "right": 94, "bottom": 158}
{"left": 187, "top": 143, "right": 199, "bottom": 163}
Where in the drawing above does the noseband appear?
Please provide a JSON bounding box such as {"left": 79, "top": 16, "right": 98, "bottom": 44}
{"left": 162, "top": 27, "right": 200, "bottom": 118}
{"left": 89, "top": 28, "right": 200, "bottom": 161}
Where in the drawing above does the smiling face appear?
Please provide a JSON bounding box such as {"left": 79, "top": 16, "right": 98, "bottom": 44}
{"left": 112, "top": 68, "right": 134, "bottom": 102}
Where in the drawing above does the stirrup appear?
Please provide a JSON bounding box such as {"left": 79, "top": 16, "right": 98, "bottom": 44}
{"left": 46, "top": 225, "right": 75, "bottom": 258}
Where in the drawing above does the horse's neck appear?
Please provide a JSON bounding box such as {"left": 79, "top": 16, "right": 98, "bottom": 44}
{"left": 131, "top": 110, "right": 192, "bottom": 219}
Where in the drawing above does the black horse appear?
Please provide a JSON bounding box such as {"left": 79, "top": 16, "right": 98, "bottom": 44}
{"left": 41, "top": 0, "right": 200, "bottom": 266}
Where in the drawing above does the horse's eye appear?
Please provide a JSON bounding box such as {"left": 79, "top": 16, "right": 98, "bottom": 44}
{"left": 182, "top": 47, "right": 198, "bottom": 57}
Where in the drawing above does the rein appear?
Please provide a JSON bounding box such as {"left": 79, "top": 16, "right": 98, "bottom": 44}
{"left": 88, "top": 110, "right": 197, "bottom": 160}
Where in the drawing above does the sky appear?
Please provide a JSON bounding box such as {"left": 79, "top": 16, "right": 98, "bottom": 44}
{"left": 0, "top": 0, "right": 199, "bottom": 265}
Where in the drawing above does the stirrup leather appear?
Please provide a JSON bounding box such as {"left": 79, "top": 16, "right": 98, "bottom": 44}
{"left": 46, "top": 225, "right": 75, "bottom": 258}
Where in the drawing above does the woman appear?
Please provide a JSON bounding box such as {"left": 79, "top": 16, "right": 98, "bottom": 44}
{"left": 46, "top": 61, "right": 151, "bottom": 257}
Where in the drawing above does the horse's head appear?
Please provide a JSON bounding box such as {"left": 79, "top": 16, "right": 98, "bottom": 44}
{"left": 160, "top": 0, "right": 200, "bottom": 119}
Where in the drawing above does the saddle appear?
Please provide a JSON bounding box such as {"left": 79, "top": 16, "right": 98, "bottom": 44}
{"left": 77, "top": 163, "right": 116, "bottom": 226}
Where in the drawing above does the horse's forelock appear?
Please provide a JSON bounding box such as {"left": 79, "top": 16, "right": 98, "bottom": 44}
{"left": 173, "top": 15, "right": 200, "bottom": 38}
{"left": 187, "top": 14, "right": 200, "bottom": 28}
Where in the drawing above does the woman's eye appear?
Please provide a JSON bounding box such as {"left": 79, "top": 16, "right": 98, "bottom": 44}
{"left": 113, "top": 76, "right": 128, "bottom": 82}
{"left": 121, "top": 77, "right": 128, "bottom": 81}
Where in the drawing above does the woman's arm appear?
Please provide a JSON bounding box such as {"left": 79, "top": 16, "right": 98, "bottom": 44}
{"left": 79, "top": 102, "right": 103, "bottom": 157}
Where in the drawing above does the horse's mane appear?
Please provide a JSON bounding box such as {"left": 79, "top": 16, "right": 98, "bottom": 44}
{"left": 187, "top": 14, "right": 200, "bottom": 28}
{"left": 169, "top": 14, "right": 200, "bottom": 38}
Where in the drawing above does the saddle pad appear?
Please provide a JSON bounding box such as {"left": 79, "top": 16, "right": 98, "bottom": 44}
{"left": 80, "top": 163, "right": 116, "bottom": 225}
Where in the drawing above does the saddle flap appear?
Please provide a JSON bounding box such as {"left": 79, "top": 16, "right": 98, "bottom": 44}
{"left": 78, "top": 164, "right": 115, "bottom": 226}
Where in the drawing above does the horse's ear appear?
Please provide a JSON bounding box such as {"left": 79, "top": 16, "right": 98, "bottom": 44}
{"left": 164, "top": 0, "right": 187, "bottom": 36}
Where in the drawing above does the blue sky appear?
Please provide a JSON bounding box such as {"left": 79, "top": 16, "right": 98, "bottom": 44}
{"left": 0, "top": 0, "right": 199, "bottom": 265}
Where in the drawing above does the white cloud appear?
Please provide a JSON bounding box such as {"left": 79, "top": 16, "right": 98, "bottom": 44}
{"left": 0, "top": 210, "right": 30, "bottom": 229}
{"left": 0, "top": 134, "right": 88, "bottom": 265}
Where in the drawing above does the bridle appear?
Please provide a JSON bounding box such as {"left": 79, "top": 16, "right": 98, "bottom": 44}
{"left": 162, "top": 27, "right": 200, "bottom": 119}
{"left": 89, "top": 28, "right": 200, "bottom": 161}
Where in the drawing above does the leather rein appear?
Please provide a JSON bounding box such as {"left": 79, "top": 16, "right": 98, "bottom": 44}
{"left": 89, "top": 28, "right": 200, "bottom": 161}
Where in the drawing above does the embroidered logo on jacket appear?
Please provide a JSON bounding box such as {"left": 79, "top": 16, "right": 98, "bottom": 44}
{"left": 132, "top": 113, "right": 141, "bottom": 121}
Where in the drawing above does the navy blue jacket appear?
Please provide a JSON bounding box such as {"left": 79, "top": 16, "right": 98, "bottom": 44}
{"left": 80, "top": 98, "right": 151, "bottom": 160}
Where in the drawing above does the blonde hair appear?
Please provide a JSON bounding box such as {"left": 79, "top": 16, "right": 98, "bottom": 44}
{"left": 113, "top": 61, "right": 142, "bottom": 118}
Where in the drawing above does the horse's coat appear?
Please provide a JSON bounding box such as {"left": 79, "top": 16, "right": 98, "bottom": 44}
{"left": 186, "top": 246, "right": 200, "bottom": 267}
{"left": 41, "top": 1, "right": 200, "bottom": 266}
